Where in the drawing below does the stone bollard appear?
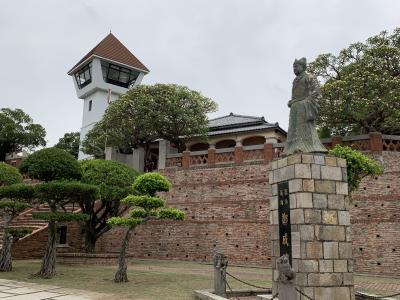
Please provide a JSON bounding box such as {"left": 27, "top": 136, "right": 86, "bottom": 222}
{"left": 213, "top": 252, "right": 228, "bottom": 297}
{"left": 269, "top": 154, "right": 354, "bottom": 300}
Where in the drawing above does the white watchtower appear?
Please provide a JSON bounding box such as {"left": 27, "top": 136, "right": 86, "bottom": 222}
{"left": 68, "top": 33, "right": 149, "bottom": 160}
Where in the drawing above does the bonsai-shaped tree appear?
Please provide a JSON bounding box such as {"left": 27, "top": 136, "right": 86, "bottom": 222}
{"left": 107, "top": 172, "right": 185, "bottom": 283}
{"left": 79, "top": 160, "right": 139, "bottom": 253}
{"left": 0, "top": 163, "right": 34, "bottom": 271}
{"left": 329, "top": 145, "right": 383, "bottom": 192}
{"left": 19, "top": 148, "right": 98, "bottom": 278}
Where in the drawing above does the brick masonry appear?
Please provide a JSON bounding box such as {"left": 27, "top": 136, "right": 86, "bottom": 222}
{"left": 12, "top": 152, "right": 400, "bottom": 277}
{"left": 86, "top": 151, "right": 400, "bottom": 277}
{"left": 95, "top": 163, "right": 272, "bottom": 264}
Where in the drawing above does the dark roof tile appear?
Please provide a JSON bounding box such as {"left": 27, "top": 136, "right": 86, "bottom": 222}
{"left": 209, "top": 113, "right": 269, "bottom": 128}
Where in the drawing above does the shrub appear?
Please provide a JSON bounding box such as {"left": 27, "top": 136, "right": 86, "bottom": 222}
{"left": 132, "top": 172, "right": 171, "bottom": 196}
{"left": 0, "top": 163, "right": 23, "bottom": 186}
{"left": 329, "top": 145, "right": 383, "bottom": 192}
{"left": 9, "top": 228, "right": 32, "bottom": 239}
{"left": 19, "top": 148, "right": 81, "bottom": 182}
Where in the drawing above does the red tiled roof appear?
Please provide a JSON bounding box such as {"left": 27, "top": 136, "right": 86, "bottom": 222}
{"left": 68, "top": 33, "right": 149, "bottom": 75}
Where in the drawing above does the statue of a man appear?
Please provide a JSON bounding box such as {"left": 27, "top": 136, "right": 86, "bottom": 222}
{"left": 283, "top": 57, "right": 327, "bottom": 156}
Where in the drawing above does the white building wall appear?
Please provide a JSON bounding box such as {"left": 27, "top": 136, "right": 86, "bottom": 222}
{"left": 78, "top": 91, "right": 120, "bottom": 160}
{"left": 72, "top": 57, "right": 147, "bottom": 160}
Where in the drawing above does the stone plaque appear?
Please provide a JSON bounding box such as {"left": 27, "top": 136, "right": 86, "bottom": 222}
{"left": 278, "top": 181, "right": 292, "bottom": 265}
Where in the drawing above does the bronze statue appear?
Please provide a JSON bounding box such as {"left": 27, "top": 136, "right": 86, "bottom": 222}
{"left": 283, "top": 57, "right": 327, "bottom": 156}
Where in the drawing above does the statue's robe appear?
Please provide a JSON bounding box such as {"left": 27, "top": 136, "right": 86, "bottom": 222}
{"left": 283, "top": 72, "right": 327, "bottom": 156}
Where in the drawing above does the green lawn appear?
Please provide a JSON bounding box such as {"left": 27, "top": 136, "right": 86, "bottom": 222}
{"left": 0, "top": 259, "right": 399, "bottom": 299}
{"left": 0, "top": 259, "right": 271, "bottom": 299}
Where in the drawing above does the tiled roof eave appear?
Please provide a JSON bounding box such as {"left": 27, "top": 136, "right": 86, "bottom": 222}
{"left": 207, "top": 125, "right": 278, "bottom": 137}
{"left": 209, "top": 121, "right": 269, "bottom": 131}
{"left": 67, "top": 54, "right": 150, "bottom": 75}
{"left": 67, "top": 33, "right": 149, "bottom": 75}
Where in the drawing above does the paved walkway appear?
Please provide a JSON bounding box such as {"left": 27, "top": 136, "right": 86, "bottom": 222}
{"left": 356, "top": 282, "right": 400, "bottom": 294}
{"left": 0, "top": 279, "right": 104, "bottom": 299}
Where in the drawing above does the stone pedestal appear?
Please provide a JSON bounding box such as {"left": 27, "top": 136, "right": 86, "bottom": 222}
{"left": 269, "top": 154, "right": 354, "bottom": 300}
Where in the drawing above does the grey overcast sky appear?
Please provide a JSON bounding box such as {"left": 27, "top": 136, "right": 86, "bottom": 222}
{"left": 1, "top": 0, "right": 400, "bottom": 146}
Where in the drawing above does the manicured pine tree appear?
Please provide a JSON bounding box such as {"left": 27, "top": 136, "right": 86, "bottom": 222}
{"left": 107, "top": 172, "right": 185, "bottom": 283}
{"left": 19, "top": 148, "right": 99, "bottom": 278}
{"left": 79, "top": 159, "right": 139, "bottom": 253}
{"left": 0, "top": 162, "right": 34, "bottom": 271}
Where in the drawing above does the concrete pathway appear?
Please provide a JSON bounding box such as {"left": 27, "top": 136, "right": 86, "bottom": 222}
{"left": 0, "top": 279, "right": 105, "bottom": 299}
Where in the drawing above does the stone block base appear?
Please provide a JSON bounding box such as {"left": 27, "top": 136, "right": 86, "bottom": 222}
{"left": 269, "top": 154, "right": 354, "bottom": 300}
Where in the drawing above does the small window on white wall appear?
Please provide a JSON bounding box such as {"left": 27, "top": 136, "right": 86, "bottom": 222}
{"left": 88, "top": 100, "right": 92, "bottom": 111}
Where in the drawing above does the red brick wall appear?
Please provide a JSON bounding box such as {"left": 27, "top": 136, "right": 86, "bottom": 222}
{"left": 351, "top": 152, "right": 400, "bottom": 275}
{"left": 13, "top": 221, "right": 83, "bottom": 259}
{"left": 12, "top": 227, "right": 47, "bottom": 259}
{"left": 96, "top": 152, "right": 400, "bottom": 276}
{"left": 17, "top": 151, "right": 398, "bottom": 276}
{"left": 96, "top": 163, "right": 273, "bottom": 264}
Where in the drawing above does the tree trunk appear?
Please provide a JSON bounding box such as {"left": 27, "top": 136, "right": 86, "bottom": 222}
{"left": 0, "top": 215, "right": 13, "bottom": 272}
{"left": 84, "top": 226, "right": 97, "bottom": 253}
{"left": 114, "top": 227, "right": 132, "bottom": 283}
{"left": 0, "top": 151, "right": 6, "bottom": 162}
{"left": 36, "top": 221, "right": 57, "bottom": 278}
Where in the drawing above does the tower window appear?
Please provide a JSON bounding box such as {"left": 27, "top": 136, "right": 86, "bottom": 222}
{"left": 101, "top": 62, "right": 139, "bottom": 88}
{"left": 74, "top": 63, "right": 92, "bottom": 89}
{"left": 88, "top": 100, "right": 92, "bottom": 111}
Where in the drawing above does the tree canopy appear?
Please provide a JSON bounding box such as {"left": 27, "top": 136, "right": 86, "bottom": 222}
{"left": 82, "top": 84, "right": 217, "bottom": 158}
{"left": 308, "top": 28, "right": 400, "bottom": 137}
{"left": 54, "top": 132, "right": 80, "bottom": 159}
{"left": 0, "top": 108, "right": 46, "bottom": 161}
{"left": 19, "top": 147, "right": 81, "bottom": 182}
{"left": 0, "top": 163, "right": 22, "bottom": 186}
{"left": 79, "top": 159, "right": 139, "bottom": 252}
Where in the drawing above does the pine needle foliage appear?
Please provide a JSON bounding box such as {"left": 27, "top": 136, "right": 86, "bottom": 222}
{"left": 106, "top": 172, "right": 185, "bottom": 283}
